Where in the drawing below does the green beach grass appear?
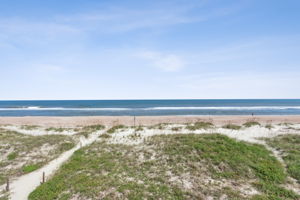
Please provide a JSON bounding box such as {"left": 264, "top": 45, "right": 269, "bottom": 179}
{"left": 222, "top": 124, "right": 242, "bottom": 130}
{"left": 266, "top": 134, "right": 300, "bottom": 183}
{"left": 107, "top": 125, "right": 127, "bottom": 134}
{"left": 76, "top": 124, "right": 105, "bottom": 138}
{"left": 186, "top": 122, "right": 214, "bottom": 130}
{"left": 243, "top": 121, "right": 261, "bottom": 128}
{"left": 0, "top": 128, "right": 75, "bottom": 186}
{"left": 29, "top": 134, "right": 299, "bottom": 200}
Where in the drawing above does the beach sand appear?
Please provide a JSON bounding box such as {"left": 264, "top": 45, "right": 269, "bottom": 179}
{"left": 0, "top": 115, "right": 300, "bottom": 127}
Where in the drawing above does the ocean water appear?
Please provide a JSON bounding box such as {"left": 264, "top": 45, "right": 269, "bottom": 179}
{"left": 0, "top": 99, "right": 300, "bottom": 116}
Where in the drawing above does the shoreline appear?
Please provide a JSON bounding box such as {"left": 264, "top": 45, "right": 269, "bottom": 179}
{"left": 1, "top": 115, "right": 300, "bottom": 127}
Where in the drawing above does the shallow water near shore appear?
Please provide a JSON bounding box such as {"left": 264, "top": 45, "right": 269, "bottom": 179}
{"left": 1, "top": 99, "right": 300, "bottom": 116}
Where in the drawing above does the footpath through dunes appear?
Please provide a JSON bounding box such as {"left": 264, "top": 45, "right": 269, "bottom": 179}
{"left": 0, "top": 125, "right": 108, "bottom": 200}
{"left": 0, "top": 127, "right": 76, "bottom": 199}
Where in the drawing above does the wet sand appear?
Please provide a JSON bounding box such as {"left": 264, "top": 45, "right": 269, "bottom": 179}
{"left": 0, "top": 115, "right": 300, "bottom": 127}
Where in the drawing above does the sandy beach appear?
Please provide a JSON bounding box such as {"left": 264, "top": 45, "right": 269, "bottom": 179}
{"left": 0, "top": 115, "right": 300, "bottom": 127}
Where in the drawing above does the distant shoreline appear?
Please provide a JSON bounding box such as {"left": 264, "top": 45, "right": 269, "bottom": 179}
{"left": 1, "top": 115, "right": 300, "bottom": 127}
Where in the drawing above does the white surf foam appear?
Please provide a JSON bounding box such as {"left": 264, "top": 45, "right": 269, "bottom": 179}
{"left": 1, "top": 106, "right": 300, "bottom": 111}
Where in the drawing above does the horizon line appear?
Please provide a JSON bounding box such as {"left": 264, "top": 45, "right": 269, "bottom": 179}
{"left": 1, "top": 98, "right": 300, "bottom": 101}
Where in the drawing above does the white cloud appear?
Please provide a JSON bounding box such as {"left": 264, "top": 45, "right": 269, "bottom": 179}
{"left": 138, "top": 51, "right": 185, "bottom": 72}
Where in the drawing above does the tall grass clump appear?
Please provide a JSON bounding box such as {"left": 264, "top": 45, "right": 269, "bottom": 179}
{"left": 186, "top": 121, "right": 214, "bottom": 130}
{"left": 243, "top": 121, "right": 261, "bottom": 128}
{"left": 107, "top": 125, "right": 127, "bottom": 134}
{"left": 222, "top": 124, "right": 241, "bottom": 130}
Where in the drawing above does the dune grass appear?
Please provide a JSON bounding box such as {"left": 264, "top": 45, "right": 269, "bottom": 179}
{"left": 98, "top": 133, "right": 112, "bottom": 139}
{"left": 222, "top": 124, "right": 242, "bottom": 130}
{"left": 186, "top": 122, "right": 214, "bottom": 130}
{"left": 7, "top": 152, "right": 18, "bottom": 160}
{"left": 171, "top": 126, "right": 182, "bottom": 131}
{"left": 148, "top": 123, "right": 170, "bottom": 130}
{"left": 135, "top": 125, "right": 144, "bottom": 131}
{"left": 107, "top": 125, "right": 127, "bottom": 134}
{"left": 29, "top": 134, "right": 298, "bottom": 200}
{"left": 266, "top": 134, "right": 300, "bottom": 183}
{"left": 0, "top": 128, "right": 75, "bottom": 185}
{"left": 45, "top": 127, "right": 73, "bottom": 132}
{"left": 265, "top": 124, "right": 274, "bottom": 130}
{"left": 243, "top": 121, "right": 261, "bottom": 128}
{"left": 20, "top": 125, "right": 40, "bottom": 130}
{"left": 76, "top": 124, "right": 105, "bottom": 138}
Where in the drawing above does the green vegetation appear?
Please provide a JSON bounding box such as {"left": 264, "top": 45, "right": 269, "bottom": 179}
{"left": 222, "top": 124, "right": 242, "bottom": 130}
{"left": 278, "top": 123, "right": 293, "bottom": 126}
{"left": 171, "top": 126, "right": 182, "bottom": 131}
{"left": 81, "top": 124, "right": 105, "bottom": 131}
{"left": 45, "top": 127, "right": 72, "bottom": 132}
{"left": 135, "top": 126, "right": 144, "bottom": 131}
{"left": 98, "top": 133, "right": 111, "bottom": 139}
{"left": 265, "top": 124, "right": 274, "bottom": 130}
{"left": 29, "top": 134, "right": 298, "bottom": 199}
{"left": 7, "top": 152, "right": 18, "bottom": 160}
{"left": 76, "top": 124, "right": 105, "bottom": 138}
{"left": 0, "top": 128, "right": 75, "bottom": 185}
{"left": 129, "top": 132, "right": 141, "bottom": 140}
{"left": 148, "top": 123, "right": 170, "bottom": 130}
{"left": 186, "top": 121, "right": 214, "bottom": 130}
{"left": 22, "top": 164, "right": 40, "bottom": 173}
{"left": 58, "top": 142, "right": 75, "bottom": 152}
{"left": 243, "top": 121, "right": 261, "bottom": 128}
{"left": 20, "top": 125, "right": 40, "bottom": 130}
{"left": 282, "top": 126, "right": 300, "bottom": 131}
{"left": 266, "top": 134, "right": 300, "bottom": 183}
{"left": 107, "top": 125, "right": 127, "bottom": 134}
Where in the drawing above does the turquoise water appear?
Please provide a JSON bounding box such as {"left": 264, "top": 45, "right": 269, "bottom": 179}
{"left": 0, "top": 99, "right": 300, "bottom": 116}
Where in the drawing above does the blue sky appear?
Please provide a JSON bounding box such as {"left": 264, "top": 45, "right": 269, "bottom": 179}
{"left": 0, "top": 0, "right": 300, "bottom": 100}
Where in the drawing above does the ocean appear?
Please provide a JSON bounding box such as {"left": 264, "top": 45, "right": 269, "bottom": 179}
{"left": 0, "top": 99, "right": 300, "bottom": 116}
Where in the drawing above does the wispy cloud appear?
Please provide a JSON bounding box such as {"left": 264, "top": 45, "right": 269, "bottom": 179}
{"left": 138, "top": 51, "right": 185, "bottom": 72}
{"left": 0, "top": 0, "right": 241, "bottom": 43}
{"left": 55, "top": 1, "right": 207, "bottom": 32}
{"left": 55, "top": 1, "right": 242, "bottom": 33}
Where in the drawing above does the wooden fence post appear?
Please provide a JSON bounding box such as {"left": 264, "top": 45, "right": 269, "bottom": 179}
{"left": 41, "top": 172, "right": 45, "bottom": 184}
{"left": 6, "top": 178, "right": 9, "bottom": 191}
{"left": 134, "top": 116, "right": 136, "bottom": 134}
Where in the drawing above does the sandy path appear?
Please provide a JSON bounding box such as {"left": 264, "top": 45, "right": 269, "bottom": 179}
{"left": 1, "top": 115, "right": 300, "bottom": 127}
{"left": 7, "top": 128, "right": 107, "bottom": 200}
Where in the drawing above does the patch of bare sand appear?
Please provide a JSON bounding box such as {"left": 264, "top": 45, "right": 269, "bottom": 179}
{"left": 1, "top": 115, "right": 300, "bottom": 127}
